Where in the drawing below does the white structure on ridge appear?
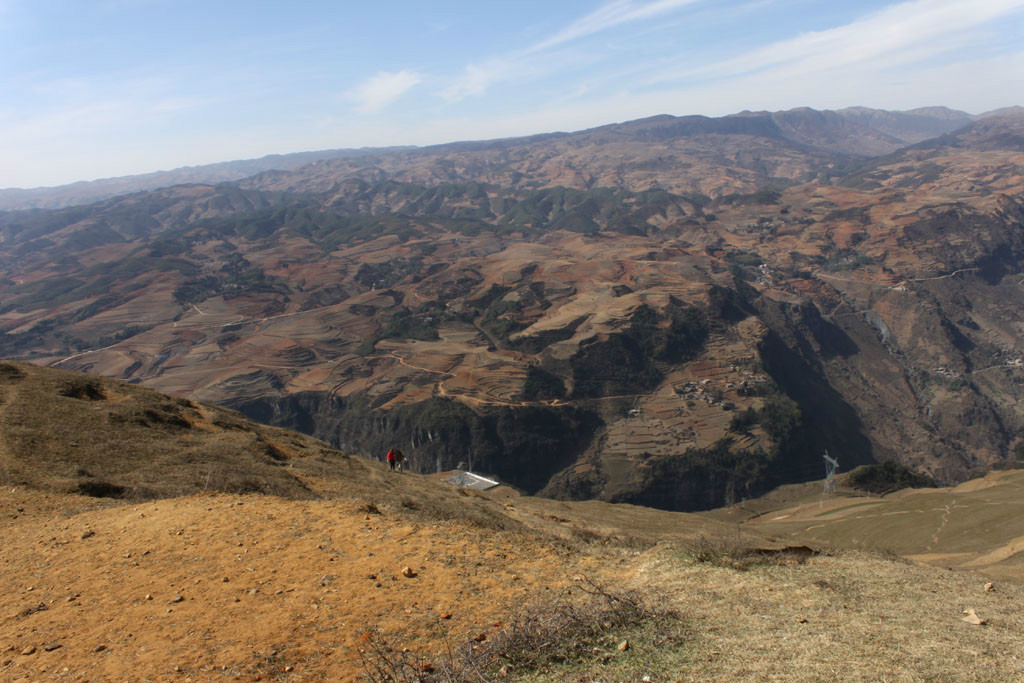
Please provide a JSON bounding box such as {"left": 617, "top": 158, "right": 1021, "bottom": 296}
{"left": 823, "top": 451, "right": 839, "bottom": 494}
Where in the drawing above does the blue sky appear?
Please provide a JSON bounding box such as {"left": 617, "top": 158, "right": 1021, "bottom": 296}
{"left": 2, "top": 0, "right": 1023, "bottom": 188}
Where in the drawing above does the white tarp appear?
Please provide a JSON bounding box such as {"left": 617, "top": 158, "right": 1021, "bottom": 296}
{"left": 445, "top": 471, "right": 500, "bottom": 490}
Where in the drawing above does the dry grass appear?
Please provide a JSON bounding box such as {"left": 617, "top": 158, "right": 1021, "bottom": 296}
{"left": 357, "top": 578, "right": 683, "bottom": 683}
{"left": 0, "top": 361, "right": 329, "bottom": 500}
{"left": 626, "top": 544, "right": 1024, "bottom": 683}
{"left": 678, "top": 531, "right": 819, "bottom": 571}
{"left": 750, "top": 470, "right": 1024, "bottom": 583}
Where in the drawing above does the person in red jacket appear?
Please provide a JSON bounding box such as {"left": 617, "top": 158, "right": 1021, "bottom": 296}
{"left": 386, "top": 449, "right": 397, "bottom": 471}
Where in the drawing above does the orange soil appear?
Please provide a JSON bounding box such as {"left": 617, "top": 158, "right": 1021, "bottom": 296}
{"left": 0, "top": 488, "right": 602, "bottom": 682}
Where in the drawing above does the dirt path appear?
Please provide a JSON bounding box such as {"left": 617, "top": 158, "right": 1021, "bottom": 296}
{"left": 817, "top": 267, "right": 979, "bottom": 289}
{"left": 927, "top": 502, "right": 955, "bottom": 551}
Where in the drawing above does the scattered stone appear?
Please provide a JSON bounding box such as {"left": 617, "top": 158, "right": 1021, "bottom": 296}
{"left": 283, "top": 666, "right": 293, "bottom": 673}
{"left": 170, "top": 594, "right": 184, "bottom": 604}
{"left": 248, "top": 588, "right": 259, "bottom": 596}
{"left": 145, "top": 594, "right": 153, "bottom": 601}
{"left": 43, "top": 643, "right": 62, "bottom": 652}
{"left": 440, "top": 611, "right": 452, "bottom": 620}
{"left": 617, "top": 639, "right": 630, "bottom": 652}
{"left": 93, "top": 645, "right": 107, "bottom": 653}
{"left": 21, "top": 646, "right": 35, "bottom": 656}
{"left": 984, "top": 582, "right": 995, "bottom": 592}
{"left": 367, "top": 574, "right": 377, "bottom": 580}
{"left": 81, "top": 530, "right": 95, "bottom": 540}
{"left": 401, "top": 566, "right": 417, "bottom": 578}
{"left": 642, "top": 676, "right": 652, "bottom": 683}
{"left": 17, "top": 602, "right": 47, "bottom": 618}
{"left": 962, "top": 608, "right": 987, "bottom": 626}
{"left": 473, "top": 633, "right": 487, "bottom": 643}
{"left": 222, "top": 577, "right": 230, "bottom": 583}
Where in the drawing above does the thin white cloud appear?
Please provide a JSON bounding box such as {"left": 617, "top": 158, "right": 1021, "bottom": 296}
{"left": 528, "top": 0, "right": 701, "bottom": 53}
{"left": 441, "top": 62, "right": 510, "bottom": 102}
{"left": 659, "top": 0, "right": 1024, "bottom": 83}
{"left": 442, "top": 0, "right": 702, "bottom": 102}
{"left": 349, "top": 70, "right": 421, "bottom": 114}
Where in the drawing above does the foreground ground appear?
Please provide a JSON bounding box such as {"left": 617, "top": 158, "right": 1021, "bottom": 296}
{"left": 3, "top": 470, "right": 1024, "bottom": 683}
{"left": 2, "top": 362, "right": 1023, "bottom": 681}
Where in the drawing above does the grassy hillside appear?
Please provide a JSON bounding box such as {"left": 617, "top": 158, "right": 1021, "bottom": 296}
{"left": 2, "top": 364, "right": 1024, "bottom": 682}
{"left": 738, "top": 470, "right": 1024, "bottom": 584}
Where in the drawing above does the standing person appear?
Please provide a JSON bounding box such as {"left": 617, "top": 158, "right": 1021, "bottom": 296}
{"left": 395, "top": 449, "right": 406, "bottom": 473}
{"left": 386, "top": 448, "right": 396, "bottom": 471}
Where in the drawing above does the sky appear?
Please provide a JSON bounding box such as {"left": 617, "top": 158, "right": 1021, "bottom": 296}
{"left": 2, "top": 0, "right": 1023, "bottom": 189}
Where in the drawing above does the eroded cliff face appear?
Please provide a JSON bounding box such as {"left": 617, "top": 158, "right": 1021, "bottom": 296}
{"left": 229, "top": 235, "right": 1024, "bottom": 511}
{"left": 232, "top": 392, "right": 601, "bottom": 495}
{"left": 3, "top": 111, "right": 1024, "bottom": 511}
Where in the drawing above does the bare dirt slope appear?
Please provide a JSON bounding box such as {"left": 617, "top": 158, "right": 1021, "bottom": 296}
{"left": 0, "top": 487, "right": 602, "bottom": 682}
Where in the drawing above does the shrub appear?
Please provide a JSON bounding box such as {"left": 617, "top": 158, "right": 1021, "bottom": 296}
{"left": 522, "top": 364, "right": 566, "bottom": 401}
{"left": 760, "top": 395, "right": 801, "bottom": 443}
{"left": 848, "top": 462, "right": 936, "bottom": 494}
{"left": 357, "top": 579, "right": 670, "bottom": 682}
{"left": 729, "top": 407, "right": 758, "bottom": 433}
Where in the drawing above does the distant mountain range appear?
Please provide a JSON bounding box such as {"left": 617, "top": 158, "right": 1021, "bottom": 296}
{"left": 2, "top": 105, "right": 1019, "bottom": 212}
{"left": 2, "top": 104, "right": 1024, "bottom": 511}
{"left": 0, "top": 146, "right": 414, "bottom": 211}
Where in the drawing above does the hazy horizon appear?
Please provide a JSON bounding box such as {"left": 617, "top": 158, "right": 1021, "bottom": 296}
{"left": 3, "top": 0, "right": 1023, "bottom": 189}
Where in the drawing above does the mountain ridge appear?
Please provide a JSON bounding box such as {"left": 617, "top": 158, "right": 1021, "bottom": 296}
{"left": 1, "top": 104, "right": 1011, "bottom": 212}
{"left": 1, "top": 106, "right": 1024, "bottom": 512}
